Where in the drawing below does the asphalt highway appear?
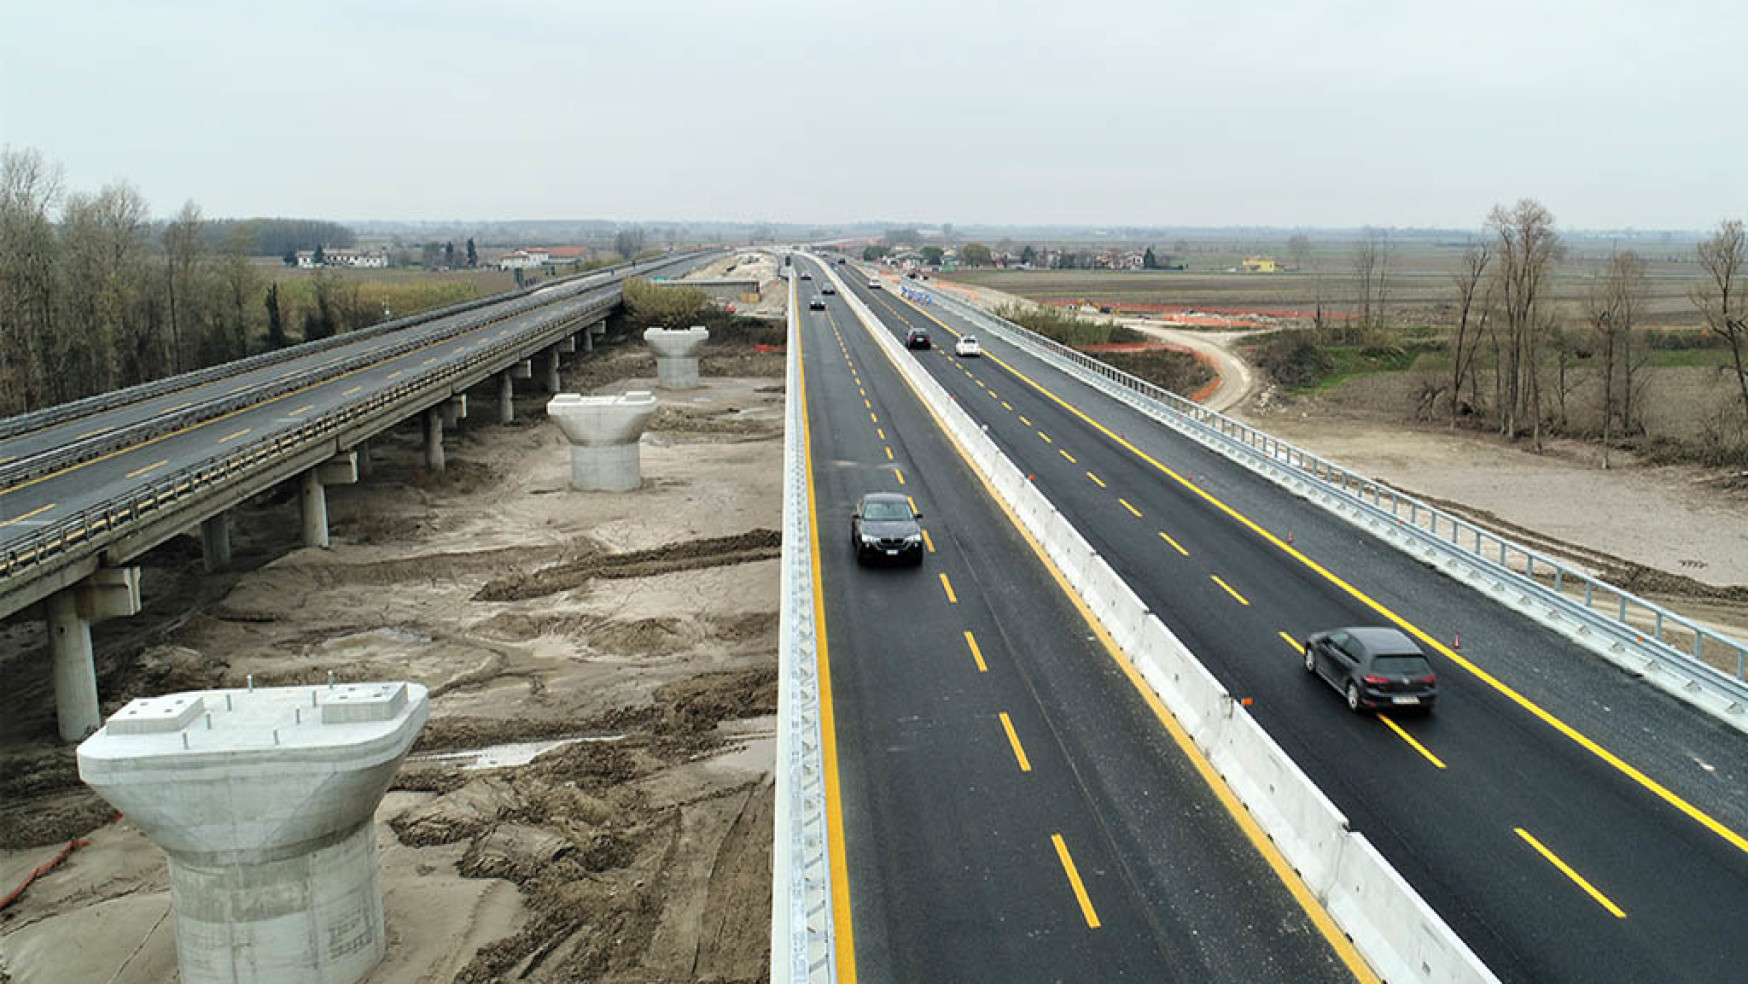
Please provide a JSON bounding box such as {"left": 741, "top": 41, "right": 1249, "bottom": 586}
{"left": 0, "top": 256, "right": 711, "bottom": 557}
{"left": 797, "top": 258, "right": 1363, "bottom": 984}
{"left": 829, "top": 264, "right": 1748, "bottom": 984}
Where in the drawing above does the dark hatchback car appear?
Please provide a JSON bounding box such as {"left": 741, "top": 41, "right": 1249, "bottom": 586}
{"left": 800, "top": 272, "right": 813, "bottom": 280}
{"left": 850, "top": 493, "right": 924, "bottom": 566}
{"left": 808, "top": 297, "right": 826, "bottom": 310}
{"left": 905, "top": 328, "right": 931, "bottom": 349}
{"left": 1303, "top": 627, "right": 1438, "bottom": 713}
{"left": 821, "top": 283, "right": 837, "bottom": 295}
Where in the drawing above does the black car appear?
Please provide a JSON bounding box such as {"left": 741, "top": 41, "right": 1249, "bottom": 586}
{"left": 800, "top": 272, "right": 813, "bottom": 280}
{"left": 1303, "top": 627, "right": 1438, "bottom": 713}
{"left": 808, "top": 297, "right": 826, "bottom": 311}
{"left": 850, "top": 493, "right": 924, "bottom": 566}
{"left": 905, "top": 328, "right": 931, "bottom": 349}
{"left": 821, "top": 284, "right": 837, "bottom": 295}
{"left": 837, "top": 257, "right": 847, "bottom": 265}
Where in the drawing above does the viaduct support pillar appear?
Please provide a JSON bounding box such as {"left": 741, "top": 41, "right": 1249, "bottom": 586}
{"left": 644, "top": 325, "right": 709, "bottom": 390}
{"left": 424, "top": 409, "right": 445, "bottom": 473}
{"left": 498, "top": 371, "right": 515, "bottom": 424}
{"left": 299, "top": 453, "right": 358, "bottom": 549}
{"left": 440, "top": 393, "right": 466, "bottom": 430}
{"left": 544, "top": 346, "right": 562, "bottom": 393}
{"left": 547, "top": 391, "right": 658, "bottom": 491}
{"left": 355, "top": 440, "right": 373, "bottom": 481}
{"left": 558, "top": 334, "right": 577, "bottom": 354}
{"left": 200, "top": 512, "right": 233, "bottom": 573}
{"left": 48, "top": 566, "right": 143, "bottom": 742}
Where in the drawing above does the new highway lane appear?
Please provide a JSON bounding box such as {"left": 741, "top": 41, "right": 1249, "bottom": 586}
{"left": 828, "top": 261, "right": 1748, "bottom": 984}
{"left": 0, "top": 257, "right": 713, "bottom": 558}
{"left": 797, "top": 262, "right": 1363, "bottom": 983}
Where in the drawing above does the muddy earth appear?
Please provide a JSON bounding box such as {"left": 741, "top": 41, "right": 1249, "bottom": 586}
{"left": 0, "top": 324, "right": 784, "bottom": 984}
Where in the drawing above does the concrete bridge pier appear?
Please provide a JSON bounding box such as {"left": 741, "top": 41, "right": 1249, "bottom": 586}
{"left": 78, "top": 681, "right": 430, "bottom": 984}
{"left": 440, "top": 394, "right": 467, "bottom": 430}
{"left": 588, "top": 320, "right": 607, "bottom": 351}
{"left": 546, "top": 391, "right": 658, "bottom": 491}
{"left": 498, "top": 370, "right": 516, "bottom": 424}
{"left": 354, "top": 440, "right": 374, "bottom": 481}
{"left": 558, "top": 334, "right": 577, "bottom": 354}
{"left": 512, "top": 358, "right": 534, "bottom": 380}
{"left": 200, "top": 512, "right": 233, "bottom": 573}
{"left": 644, "top": 325, "right": 709, "bottom": 389}
{"left": 543, "top": 346, "right": 562, "bottom": 393}
{"left": 424, "top": 408, "right": 445, "bottom": 472}
{"left": 300, "top": 452, "right": 359, "bottom": 549}
{"left": 48, "top": 566, "right": 142, "bottom": 741}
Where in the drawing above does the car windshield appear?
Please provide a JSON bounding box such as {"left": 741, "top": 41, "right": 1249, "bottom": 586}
{"left": 862, "top": 501, "right": 912, "bottom": 522}
{"left": 962, "top": 337, "right": 977, "bottom": 344}
{"left": 1373, "top": 655, "right": 1431, "bottom": 675}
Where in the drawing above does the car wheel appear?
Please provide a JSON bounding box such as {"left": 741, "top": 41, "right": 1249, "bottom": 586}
{"left": 1345, "top": 681, "right": 1363, "bottom": 714}
{"left": 1302, "top": 645, "right": 1316, "bottom": 673}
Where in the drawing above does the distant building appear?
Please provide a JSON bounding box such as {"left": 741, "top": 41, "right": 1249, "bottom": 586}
{"left": 499, "top": 245, "right": 591, "bottom": 270}
{"left": 296, "top": 248, "right": 387, "bottom": 269}
{"left": 1241, "top": 255, "right": 1279, "bottom": 273}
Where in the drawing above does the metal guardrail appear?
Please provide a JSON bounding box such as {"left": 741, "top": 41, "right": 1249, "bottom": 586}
{"left": 923, "top": 285, "right": 1748, "bottom": 708}
{"left": 771, "top": 268, "right": 839, "bottom": 984}
{"left": 0, "top": 292, "right": 616, "bottom": 586}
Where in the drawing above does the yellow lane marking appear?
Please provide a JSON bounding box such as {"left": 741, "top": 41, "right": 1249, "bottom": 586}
{"left": 922, "top": 530, "right": 935, "bottom": 553}
{"left": 939, "top": 572, "right": 957, "bottom": 603}
{"left": 798, "top": 306, "right": 860, "bottom": 980}
{"left": 228, "top": 384, "right": 251, "bottom": 394}
{"left": 124, "top": 459, "right": 168, "bottom": 480}
{"left": 907, "top": 495, "right": 918, "bottom": 513}
{"left": 1002, "top": 401, "right": 1013, "bottom": 410}
{"left": 1019, "top": 415, "right": 1032, "bottom": 426}
{"left": 1086, "top": 471, "right": 1106, "bottom": 488}
{"left": 964, "top": 630, "right": 987, "bottom": 671}
{"left": 342, "top": 386, "right": 362, "bottom": 396}
{"left": 279, "top": 369, "right": 299, "bottom": 379}
{"left": 870, "top": 412, "right": 879, "bottom": 424}
{"left": 0, "top": 503, "right": 56, "bottom": 529}
{"left": 1158, "top": 531, "right": 1190, "bottom": 556}
{"left": 884, "top": 446, "right": 894, "bottom": 461}
{"left": 859, "top": 387, "right": 865, "bottom": 396}
{"left": 877, "top": 287, "right": 1379, "bottom": 980}
{"left": 217, "top": 428, "right": 251, "bottom": 444}
{"left": 877, "top": 428, "right": 886, "bottom": 440}
{"left": 1379, "top": 715, "right": 1447, "bottom": 769}
{"left": 1119, "top": 498, "right": 1142, "bottom": 518}
{"left": 387, "top": 370, "right": 403, "bottom": 380}
{"left": 975, "top": 379, "right": 986, "bottom": 389}
{"left": 289, "top": 404, "right": 315, "bottom": 416}
{"left": 164, "top": 403, "right": 192, "bottom": 413}
{"left": 1037, "top": 430, "right": 1052, "bottom": 443}
{"left": 1211, "top": 575, "right": 1250, "bottom": 606}
{"left": 999, "top": 712, "right": 1033, "bottom": 772}
{"left": 1051, "top": 834, "right": 1102, "bottom": 929}
{"left": 422, "top": 357, "right": 436, "bottom": 365}
{"left": 1059, "top": 449, "right": 1077, "bottom": 464}
{"left": 864, "top": 399, "right": 872, "bottom": 409}
{"left": 1279, "top": 631, "right": 1302, "bottom": 653}
{"left": 75, "top": 427, "right": 111, "bottom": 440}
{"left": 1514, "top": 828, "right": 1626, "bottom": 918}
{"left": 894, "top": 468, "right": 906, "bottom": 486}
{"left": 971, "top": 344, "right": 1748, "bottom": 858}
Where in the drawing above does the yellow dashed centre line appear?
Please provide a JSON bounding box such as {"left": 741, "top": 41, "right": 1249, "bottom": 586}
{"left": 1211, "top": 575, "right": 1250, "bottom": 606}
{"left": 907, "top": 495, "right": 919, "bottom": 513}
{"left": 228, "top": 384, "right": 251, "bottom": 394}
{"left": 75, "top": 427, "right": 111, "bottom": 440}
{"left": 164, "top": 403, "right": 191, "bottom": 413}
{"left": 939, "top": 572, "right": 957, "bottom": 604}
{"left": 288, "top": 405, "right": 314, "bottom": 416}
{"left": 1279, "top": 631, "right": 1303, "bottom": 653}
{"left": 884, "top": 446, "right": 894, "bottom": 461}
{"left": 1119, "top": 498, "right": 1142, "bottom": 518}
{"left": 1001, "top": 401, "right": 1013, "bottom": 411}
{"left": 1037, "top": 431, "right": 1052, "bottom": 443}
{"left": 1379, "top": 715, "right": 1447, "bottom": 769}
{"left": 388, "top": 370, "right": 403, "bottom": 380}
{"left": 1059, "top": 449, "right": 1077, "bottom": 464}
{"left": 217, "top": 428, "right": 251, "bottom": 444}
{"left": 1051, "top": 834, "right": 1102, "bottom": 929}
{"left": 921, "top": 530, "right": 935, "bottom": 553}
{"left": 1086, "top": 471, "right": 1106, "bottom": 488}
{"left": 894, "top": 468, "right": 906, "bottom": 486}
{"left": 876, "top": 428, "right": 886, "bottom": 440}
{"left": 0, "top": 503, "right": 56, "bottom": 529}
{"left": 870, "top": 412, "right": 879, "bottom": 424}
{"left": 964, "top": 630, "right": 987, "bottom": 671}
{"left": 864, "top": 399, "right": 872, "bottom": 409}
{"left": 1514, "top": 828, "right": 1627, "bottom": 918}
{"left": 1158, "top": 530, "right": 1189, "bottom": 556}
{"left": 1019, "top": 415, "right": 1031, "bottom": 426}
{"left": 124, "top": 459, "right": 168, "bottom": 480}
{"left": 999, "top": 713, "right": 1033, "bottom": 772}
{"left": 342, "top": 386, "right": 362, "bottom": 397}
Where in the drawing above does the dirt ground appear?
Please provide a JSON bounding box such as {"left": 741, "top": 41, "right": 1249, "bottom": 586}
{"left": 683, "top": 252, "right": 786, "bottom": 319}
{"left": 0, "top": 330, "right": 785, "bottom": 983}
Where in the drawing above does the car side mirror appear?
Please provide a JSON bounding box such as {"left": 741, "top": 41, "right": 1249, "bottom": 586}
{"left": 912, "top": 512, "right": 923, "bottom": 519}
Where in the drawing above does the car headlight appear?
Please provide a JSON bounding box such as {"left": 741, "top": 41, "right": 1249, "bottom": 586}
{"left": 860, "top": 533, "right": 880, "bottom": 545}
{"left": 904, "top": 534, "right": 923, "bottom": 545}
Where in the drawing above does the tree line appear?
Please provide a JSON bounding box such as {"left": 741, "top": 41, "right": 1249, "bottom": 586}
{"left": 0, "top": 148, "right": 392, "bottom": 418}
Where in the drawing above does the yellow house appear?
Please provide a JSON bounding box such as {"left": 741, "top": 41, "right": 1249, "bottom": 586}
{"left": 1241, "top": 255, "right": 1279, "bottom": 273}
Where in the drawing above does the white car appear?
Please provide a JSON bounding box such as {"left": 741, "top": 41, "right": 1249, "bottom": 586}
{"left": 867, "top": 279, "right": 882, "bottom": 289}
{"left": 954, "top": 336, "right": 981, "bottom": 358}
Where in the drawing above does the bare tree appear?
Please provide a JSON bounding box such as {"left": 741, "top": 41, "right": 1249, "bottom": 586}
{"left": 1488, "top": 199, "right": 1563, "bottom": 448}
{"left": 1692, "top": 219, "right": 1748, "bottom": 429}
{"left": 217, "top": 227, "right": 259, "bottom": 360}
{"left": 1447, "top": 240, "right": 1492, "bottom": 426}
{"left": 1350, "top": 228, "right": 1392, "bottom": 338}
{"left": 1584, "top": 248, "right": 1647, "bottom": 466}
{"left": 161, "top": 199, "right": 205, "bottom": 373}
{"left": 0, "top": 148, "right": 64, "bottom": 413}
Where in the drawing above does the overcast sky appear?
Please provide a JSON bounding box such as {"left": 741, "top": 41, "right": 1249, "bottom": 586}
{"left": 3, "top": 0, "right": 1743, "bottom": 230}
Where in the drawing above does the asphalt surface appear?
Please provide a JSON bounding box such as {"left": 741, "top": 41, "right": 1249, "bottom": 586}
{"left": 797, "top": 258, "right": 1360, "bottom": 984}
{"left": 833, "top": 264, "right": 1748, "bottom": 984}
{"left": 0, "top": 256, "right": 710, "bottom": 558}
